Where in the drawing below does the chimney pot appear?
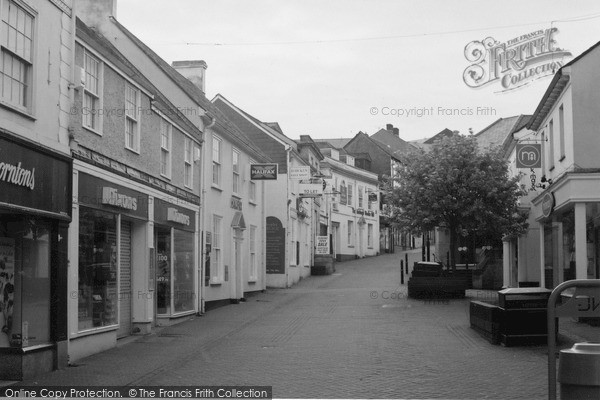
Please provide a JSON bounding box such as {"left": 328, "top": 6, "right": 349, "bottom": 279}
{"left": 386, "top": 124, "right": 393, "bottom": 131}
{"left": 393, "top": 128, "right": 399, "bottom": 136}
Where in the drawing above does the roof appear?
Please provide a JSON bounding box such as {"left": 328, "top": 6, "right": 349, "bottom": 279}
{"left": 528, "top": 40, "right": 600, "bottom": 131}
{"left": 109, "top": 18, "right": 271, "bottom": 162}
{"left": 344, "top": 131, "right": 403, "bottom": 161}
{"left": 76, "top": 18, "right": 202, "bottom": 138}
{"left": 319, "top": 138, "right": 352, "bottom": 149}
{"left": 370, "top": 129, "right": 419, "bottom": 161}
{"left": 423, "top": 128, "right": 455, "bottom": 144}
{"left": 474, "top": 115, "right": 531, "bottom": 152}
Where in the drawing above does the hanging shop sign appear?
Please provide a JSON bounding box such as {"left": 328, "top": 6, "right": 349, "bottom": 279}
{"left": 289, "top": 166, "right": 310, "bottom": 180}
{"left": 516, "top": 144, "right": 542, "bottom": 168}
{"left": 541, "top": 192, "right": 555, "bottom": 218}
{"left": 299, "top": 181, "right": 323, "bottom": 198}
{"left": 0, "top": 134, "right": 71, "bottom": 218}
{"left": 250, "top": 164, "right": 277, "bottom": 180}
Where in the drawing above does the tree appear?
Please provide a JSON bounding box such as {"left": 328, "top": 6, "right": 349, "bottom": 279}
{"left": 386, "top": 134, "right": 528, "bottom": 270}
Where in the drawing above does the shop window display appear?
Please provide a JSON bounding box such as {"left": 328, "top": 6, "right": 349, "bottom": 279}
{"left": 0, "top": 214, "right": 51, "bottom": 347}
{"left": 78, "top": 208, "right": 117, "bottom": 331}
{"left": 174, "top": 230, "right": 194, "bottom": 313}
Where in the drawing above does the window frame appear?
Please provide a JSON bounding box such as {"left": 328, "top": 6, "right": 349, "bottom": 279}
{"left": 232, "top": 148, "right": 241, "bottom": 196}
{"left": 82, "top": 48, "right": 103, "bottom": 134}
{"left": 211, "top": 214, "right": 223, "bottom": 283}
{"left": 184, "top": 137, "right": 193, "bottom": 189}
{"left": 0, "top": 0, "right": 35, "bottom": 113}
{"left": 212, "top": 135, "right": 222, "bottom": 188}
{"left": 347, "top": 220, "right": 354, "bottom": 246}
{"left": 160, "top": 118, "right": 172, "bottom": 179}
{"left": 124, "top": 83, "right": 140, "bottom": 153}
{"left": 249, "top": 225, "right": 257, "bottom": 281}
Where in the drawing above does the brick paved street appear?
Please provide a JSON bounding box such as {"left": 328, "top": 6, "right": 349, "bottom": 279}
{"left": 16, "top": 253, "right": 596, "bottom": 399}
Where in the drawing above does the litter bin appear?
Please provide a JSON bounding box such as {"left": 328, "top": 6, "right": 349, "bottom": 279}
{"left": 558, "top": 342, "right": 600, "bottom": 399}
{"left": 498, "top": 287, "right": 551, "bottom": 346}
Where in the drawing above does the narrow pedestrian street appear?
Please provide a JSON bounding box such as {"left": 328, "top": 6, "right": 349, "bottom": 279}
{"left": 15, "top": 253, "right": 562, "bottom": 399}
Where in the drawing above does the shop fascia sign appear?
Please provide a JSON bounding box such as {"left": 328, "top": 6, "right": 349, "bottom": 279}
{"left": 167, "top": 207, "right": 190, "bottom": 226}
{"left": 102, "top": 186, "right": 138, "bottom": 211}
{"left": 463, "top": 27, "right": 571, "bottom": 92}
{"left": 0, "top": 160, "right": 35, "bottom": 190}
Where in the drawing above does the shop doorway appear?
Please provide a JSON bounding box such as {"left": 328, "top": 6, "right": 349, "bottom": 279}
{"left": 232, "top": 230, "right": 244, "bottom": 301}
{"left": 117, "top": 219, "right": 132, "bottom": 338}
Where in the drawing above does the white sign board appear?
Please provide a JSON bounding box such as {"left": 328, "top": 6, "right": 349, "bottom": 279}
{"left": 299, "top": 182, "right": 323, "bottom": 197}
{"left": 289, "top": 166, "right": 311, "bottom": 180}
{"left": 316, "top": 236, "right": 329, "bottom": 255}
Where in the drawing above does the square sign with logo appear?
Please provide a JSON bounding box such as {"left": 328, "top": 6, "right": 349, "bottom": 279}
{"left": 516, "top": 144, "right": 541, "bottom": 168}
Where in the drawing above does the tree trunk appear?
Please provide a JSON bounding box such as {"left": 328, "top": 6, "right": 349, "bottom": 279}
{"left": 449, "top": 226, "right": 458, "bottom": 273}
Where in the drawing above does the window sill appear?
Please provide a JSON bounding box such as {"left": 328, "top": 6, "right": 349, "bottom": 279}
{"left": 0, "top": 100, "right": 35, "bottom": 120}
{"left": 249, "top": 200, "right": 257, "bottom": 206}
{"left": 209, "top": 279, "right": 223, "bottom": 286}
{"left": 73, "top": 325, "right": 118, "bottom": 339}
{"left": 549, "top": 166, "right": 555, "bottom": 171}
{"left": 231, "top": 193, "right": 242, "bottom": 199}
{"left": 248, "top": 278, "right": 257, "bottom": 283}
{"left": 559, "top": 155, "right": 565, "bottom": 162}
{"left": 83, "top": 125, "right": 103, "bottom": 137}
{"left": 348, "top": 245, "right": 354, "bottom": 248}
{"left": 211, "top": 184, "right": 223, "bottom": 192}
{"left": 125, "top": 146, "right": 140, "bottom": 155}
{"left": 160, "top": 173, "right": 172, "bottom": 180}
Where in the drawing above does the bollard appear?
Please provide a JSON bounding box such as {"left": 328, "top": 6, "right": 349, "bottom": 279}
{"left": 558, "top": 342, "right": 600, "bottom": 399}
{"left": 405, "top": 254, "right": 409, "bottom": 274}
{"left": 400, "top": 260, "right": 405, "bottom": 284}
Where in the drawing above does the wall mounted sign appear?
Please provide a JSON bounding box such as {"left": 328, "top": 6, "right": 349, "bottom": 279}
{"left": 541, "top": 192, "right": 555, "bottom": 218}
{"left": 102, "top": 187, "right": 138, "bottom": 210}
{"left": 516, "top": 144, "right": 542, "bottom": 168}
{"left": 230, "top": 197, "right": 243, "bottom": 211}
{"left": 299, "top": 182, "right": 323, "bottom": 198}
{"left": 250, "top": 164, "right": 277, "bottom": 180}
{"left": 463, "top": 28, "right": 571, "bottom": 92}
{"left": 316, "top": 236, "right": 329, "bottom": 255}
{"left": 289, "top": 166, "right": 310, "bottom": 180}
{"left": 153, "top": 198, "right": 195, "bottom": 232}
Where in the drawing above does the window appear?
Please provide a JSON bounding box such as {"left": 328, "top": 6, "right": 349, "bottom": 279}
{"left": 249, "top": 180, "right": 256, "bottom": 203}
{"left": 124, "top": 84, "right": 139, "bottom": 152}
{"left": 160, "top": 118, "right": 171, "bottom": 178}
{"left": 83, "top": 50, "right": 101, "bottom": 131}
{"left": 0, "top": 0, "right": 33, "bottom": 110}
{"left": 232, "top": 149, "right": 240, "bottom": 194}
{"left": 212, "top": 215, "right": 222, "bottom": 282}
{"left": 184, "top": 138, "right": 193, "bottom": 188}
{"left": 155, "top": 227, "right": 171, "bottom": 315}
{"left": 548, "top": 120, "right": 554, "bottom": 170}
{"left": 347, "top": 184, "right": 353, "bottom": 207}
{"left": 173, "top": 229, "right": 194, "bottom": 313}
{"left": 358, "top": 186, "right": 363, "bottom": 208}
{"left": 367, "top": 223, "right": 373, "bottom": 248}
{"left": 348, "top": 220, "right": 354, "bottom": 245}
{"left": 558, "top": 105, "right": 565, "bottom": 160}
{"left": 249, "top": 225, "right": 257, "bottom": 280}
{"left": 212, "top": 136, "right": 222, "bottom": 186}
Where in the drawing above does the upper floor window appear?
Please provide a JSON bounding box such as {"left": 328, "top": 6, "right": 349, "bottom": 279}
{"left": 232, "top": 149, "right": 240, "bottom": 195}
{"left": 124, "top": 84, "right": 139, "bottom": 152}
{"left": 358, "top": 186, "right": 363, "bottom": 208}
{"left": 160, "top": 118, "right": 171, "bottom": 178}
{"left": 249, "top": 180, "right": 256, "bottom": 203}
{"left": 558, "top": 105, "right": 565, "bottom": 160}
{"left": 184, "top": 137, "right": 193, "bottom": 188}
{"left": 0, "top": 0, "right": 33, "bottom": 111}
{"left": 548, "top": 120, "right": 555, "bottom": 170}
{"left": 212, "top": 136, "right": 222, "bottom": 187}
{"left": 83, "top": 50, "right": 101, "bottom": 131}
{"left": 347, "top": 183, "right": 353, "bottom": 207}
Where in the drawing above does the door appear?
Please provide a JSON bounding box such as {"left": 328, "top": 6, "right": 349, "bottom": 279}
{"left": 117, "top": 219, "right": 132, "bottom": 338}
{"left": 232, "top": 230, "right": 244, "bottom": 301}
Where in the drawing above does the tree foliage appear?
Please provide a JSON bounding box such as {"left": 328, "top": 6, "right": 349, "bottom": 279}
{"left": 386, "top": 134, "right": 528, "bottom": 267}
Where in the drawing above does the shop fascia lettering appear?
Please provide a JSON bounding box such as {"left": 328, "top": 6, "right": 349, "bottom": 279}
{"left": 0, "top": 161, "right": 35, "bottom": 190}
{"left": 102, "top": 187, "right": 137, "bottom": 210}
{"left": 167, "top": 207, "right": 190, "bottom": 226}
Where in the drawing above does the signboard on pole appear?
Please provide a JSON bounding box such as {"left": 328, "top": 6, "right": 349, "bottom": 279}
{"left": 250, "top": 164, "right": 278, "bottom": 180}
{"left": 516, "top": 144, "right": 542, "bottom": 168}
{"left": 289, "top": 166, "right": 310, "bottom": 180}
{"left": 316, "top": 236, "right": 329, "bottom": 255}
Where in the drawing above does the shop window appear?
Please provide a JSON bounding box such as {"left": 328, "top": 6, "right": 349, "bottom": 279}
{"left": 155, "top": 227, "right": 171, "bottom": 315}
{"left": 78, "top": 208, "right": 117, "bottom": 331}
{"left": 0, "top": 215, "right": 51, "bottom": 348}
{"left": 0, "top": 0, "right": 33, "bottom": 111}
{"left": 173, "top": 230, "right": 194, "bottom": 313}
{"left": 348, "top": 220, "right": 354, "bottom": 246}
{"left": 367, "top": 223, "right": 373, "bottom": 248}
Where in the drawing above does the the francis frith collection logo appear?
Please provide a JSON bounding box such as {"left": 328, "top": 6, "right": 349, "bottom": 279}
{"left": 463, "top": 28, "right": 572, "bottom": 92}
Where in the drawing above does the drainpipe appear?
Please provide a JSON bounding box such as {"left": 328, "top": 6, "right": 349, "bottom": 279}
{"left": 199, "top": 113, "right": 216, "bottom": 314}
{"left": 285, "top": 145, "right": 291, "bottom": 287}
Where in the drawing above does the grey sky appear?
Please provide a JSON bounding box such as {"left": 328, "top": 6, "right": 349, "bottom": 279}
{"left": 116, "top": 0, "right": 600, "bottom": 141}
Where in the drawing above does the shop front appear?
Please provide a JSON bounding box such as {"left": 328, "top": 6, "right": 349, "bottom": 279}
{"left": 70, "top": 171, "right": 148, "bottom": 361}
{"left": 533, "top": 175, "right": 600, "bottom": 289}
{"left": 0, "top": 133, "right": 71, "bottom": 380}
{"left": 153, "top": 199, "right": 197, "bottom": 326}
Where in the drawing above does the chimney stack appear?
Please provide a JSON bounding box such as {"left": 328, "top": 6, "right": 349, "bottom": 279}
{"left": 386, "top": 123, "right": 393, "bottom": 131}
{"left": 75, "top": 0, "right": 117, "bottom": 31}
{"left": 172, "top": 60, "right": 208, "bottom": 93}
{"left": 393, "top": 127, "right": 399, "bottom": 136}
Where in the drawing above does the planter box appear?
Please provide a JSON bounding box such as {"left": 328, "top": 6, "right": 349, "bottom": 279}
{"left": 470, "top": 301, "right": 500, "bottom": 345}
{"left": 407, "top": 276, "right": 467, "bottom": 299}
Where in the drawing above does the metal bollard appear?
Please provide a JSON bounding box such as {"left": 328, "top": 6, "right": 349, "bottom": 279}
{"left": 558, "top": 342, "right": 600, "bottom": 399}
